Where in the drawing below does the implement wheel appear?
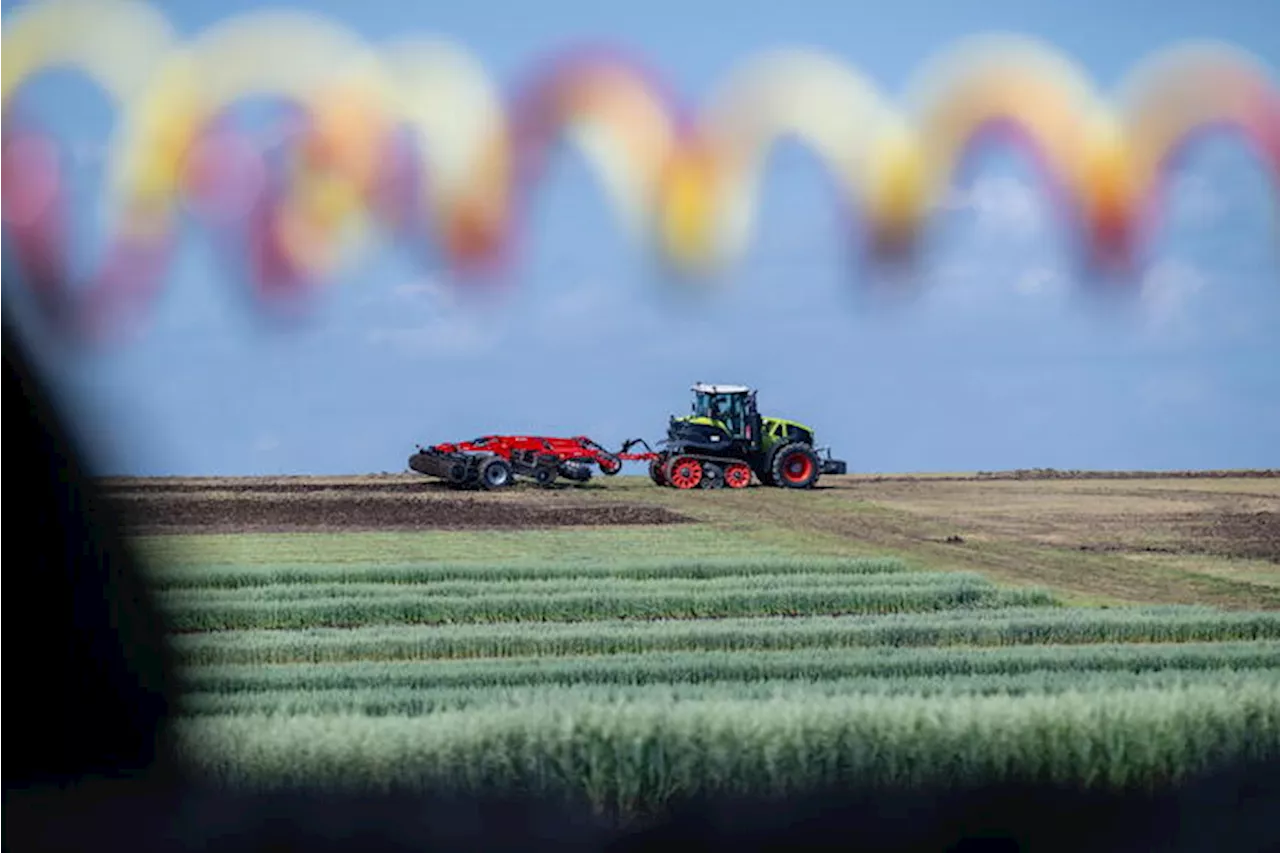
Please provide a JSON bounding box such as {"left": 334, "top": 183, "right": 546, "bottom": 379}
{"left": 599, "top": 454, "right": 623, "bottom": 475}
{"left": 649, "top": 457, "right": 667, "bottom": 486}
{"left": 478, "top": 456, "right": 514, "bottom": 490}
{"left": 771, "top": 443, "right": 820, "bottom": 489}
{"left": 665, "top": 456, "right": 703, "bottom": 489}
{"left": 724, "top": 462, "right": 752, "bottom": 489}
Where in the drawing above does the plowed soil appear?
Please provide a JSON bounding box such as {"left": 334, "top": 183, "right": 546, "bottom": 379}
{"left": 107, "top": 480, "right": 693, "bottom": 534}
{"left": 861, "top": 469, "right": 1280, "bottom": 482}
{"left": 108, "top": 470, "right": 1278, "bottom": 608}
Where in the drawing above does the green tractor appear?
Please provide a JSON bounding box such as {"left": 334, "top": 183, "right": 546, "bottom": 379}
{"left": 642, "top": 383, "right": 847, "bottom": 489}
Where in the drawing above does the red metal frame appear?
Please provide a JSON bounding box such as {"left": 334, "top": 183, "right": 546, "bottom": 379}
{"left": 427, "top": 434, "right": 658, "bottom": 465}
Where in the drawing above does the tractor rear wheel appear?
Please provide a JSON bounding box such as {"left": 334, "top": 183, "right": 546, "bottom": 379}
{"left": 725, "top": 462, "right": 752, "bottom": 489}
{"left": 478, "top": 456, "right": 514, "bottom": 490}
{"left": 665, "top": 456, "right": 703, "bottom": 489}
{"left": 771, "top": 443, "right": 820, "bottom": 489}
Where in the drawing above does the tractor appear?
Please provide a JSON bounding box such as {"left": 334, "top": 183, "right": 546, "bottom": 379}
{"left": 642, "top": 383, "right": 847, "bottom": 489}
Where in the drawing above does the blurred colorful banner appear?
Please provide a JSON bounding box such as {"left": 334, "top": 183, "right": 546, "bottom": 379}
{"left": 3, "top": 0, "right": 1279, "bottom": 343}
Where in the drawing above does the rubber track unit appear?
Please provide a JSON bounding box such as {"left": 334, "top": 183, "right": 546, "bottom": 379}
{"left": 655, "top": 452, "right": 767, "bottom": 489}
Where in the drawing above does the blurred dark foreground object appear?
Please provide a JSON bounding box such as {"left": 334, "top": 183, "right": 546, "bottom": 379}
{"left": 4, "top": 316, "right": 1280, "bottom": 853}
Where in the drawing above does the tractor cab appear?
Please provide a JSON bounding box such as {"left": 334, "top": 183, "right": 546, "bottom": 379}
{"left": 689, "top": 383, "right": 756, "bottom": 442}
{"left": 691, "top": 381, "right": 747, "bottom": 432}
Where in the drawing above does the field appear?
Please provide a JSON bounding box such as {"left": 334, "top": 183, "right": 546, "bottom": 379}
{"left": 113, "top": 469, "right": 1280, "bottom": 824}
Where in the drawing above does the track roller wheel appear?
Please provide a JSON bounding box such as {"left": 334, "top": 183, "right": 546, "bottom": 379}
{"left": 665, "top": 456, "right": 703, "bottom": 489}
{"left": 724, "top": 462, "right": 752, "bottom": 489}
{"left": 478, "top": 456, "right": 514, "bottom": 490}
{"left": 771, "top": 443, "right": 820, "bottom": 489}
{"left": 700, "top": 462, "right": 725, "bottom": 489}
{"left": 649, "top": 456, "right": 668, "bottom": 486}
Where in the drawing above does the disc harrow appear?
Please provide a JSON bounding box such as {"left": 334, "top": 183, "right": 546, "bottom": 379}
{"left": 408, "top": 434, "right": 656, "bottom": 490}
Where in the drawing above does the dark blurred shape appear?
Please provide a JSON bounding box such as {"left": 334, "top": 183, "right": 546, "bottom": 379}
{"left": 4, "top": 305, "right": 1280, "bottom": 852}
{"left": 2, "top": 311, "right": 179, "bottom": 787}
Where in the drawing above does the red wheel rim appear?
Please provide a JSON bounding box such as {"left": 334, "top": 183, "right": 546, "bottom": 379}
{"left": 668, "top": 457, "right": 702, "bottom": 489}
{"left": 781, "top": 452, "right": 814, "bottom": 483}
{"left": 725, "top": 463, "right": 751, "bottom": 488}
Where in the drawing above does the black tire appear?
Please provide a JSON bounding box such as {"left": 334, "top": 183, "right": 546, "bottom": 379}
{"left": 770, "top": 442, "right": 820, "bottom": 489}
{"left": 533, "top": 465, "right": 558, "bottom": 487}
{"left": 649, "top": 455, "right": 667, "bottom": 486}
{"left": 558, "top": 461, "right": 593, "bottom": 483}
{"left": 478, "top": 456, "right": 514, "bottom": 490}
{"left": 599, "top": 454, "right": 623, "bottom": 475}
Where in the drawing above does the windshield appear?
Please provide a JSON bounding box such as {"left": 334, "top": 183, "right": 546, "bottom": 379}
{"left": 694, "top": 393, "right": 747, "bottom": 435}
{"left": 694, "top": 393, "right": 735, "bottom": 420}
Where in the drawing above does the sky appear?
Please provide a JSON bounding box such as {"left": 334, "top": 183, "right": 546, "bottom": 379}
{"left": 3, "top": 0, "right": 1279, "bottom": 476}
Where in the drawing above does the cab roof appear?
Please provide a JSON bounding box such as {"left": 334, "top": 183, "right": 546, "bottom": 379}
{"left": 692, "top": 383, "right": 751, "bottom": 395}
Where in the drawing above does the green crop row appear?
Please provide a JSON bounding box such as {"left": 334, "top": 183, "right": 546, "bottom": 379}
{"left": 161, "top": 585, "right": 1057, "bottom": 632}
{"left": 145, "top": 556, "right": 909, "bottom": 590}
{"left": 168, "top": 606, "right": 1280, "bottom": 666}
{"left": 180, "top": 640, "right": 1280, "bottom": 693}
{"left": 154, "top": 572, "right": 991, "bottom": 606}
{"left": 173, "top": 683, "right": 1280, "bottom": 814}
{"left": 175, "top": 667, "right": 1280, "bottom": 717}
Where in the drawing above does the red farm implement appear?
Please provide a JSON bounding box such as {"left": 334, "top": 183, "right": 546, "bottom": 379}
{"left": 408, "top": 434, "right": 659, "bottom": 489}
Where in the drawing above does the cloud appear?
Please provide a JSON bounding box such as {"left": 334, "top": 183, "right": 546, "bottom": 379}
{"left": 526, "top": 277, "right": 633, "bottom": 348}
{"left": 935, "top": 175, "right": 1049, "bottom": 237}
{"left": 924, "top": 258, "right": 1068, "bottom": 305}
{"left": 1139, "top": 258, "right": 1207, "bottom": 338}
{"left": 1013, "top": 266, "right": 1068, "bottom": 297}
{"left": 1162, "top": 173, "right": 1226, "bottom": 229}
{"left": 366, "top": 272, "right": 510, "bottom": 357}
{"left": 367, "top": 312, "right": 504, "bottom": 358}
{"left": 391, "top": 277, "right": 458, "bottom": 307}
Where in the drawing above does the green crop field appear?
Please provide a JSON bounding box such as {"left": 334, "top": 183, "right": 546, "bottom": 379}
{"left": 134, "top": 506, "right": 1280, "bottom": 820}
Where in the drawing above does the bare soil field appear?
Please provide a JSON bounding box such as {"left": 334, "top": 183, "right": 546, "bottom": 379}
{"left": 105, "top": 479, "right": 693, "bottom": 534}
{"left": 857, "top": 469, "right": 1280, "bottom": 482}
{"left": 104, "top": 469, "right": 1279, "bottom": 608}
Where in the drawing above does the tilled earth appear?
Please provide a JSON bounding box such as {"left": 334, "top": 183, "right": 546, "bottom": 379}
{"left": 104, "top": 471, "right": 1279, "bottom": 609}
{"left": 106, "top": 479, "right": 693, "bottom": 533}
{"left": 101, "top": 471, "right": 1280, "bottom": 561}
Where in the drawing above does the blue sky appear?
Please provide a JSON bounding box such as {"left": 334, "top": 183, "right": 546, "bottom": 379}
{"left": 4, "top": 0, "right": 1279, "bottom": 475}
